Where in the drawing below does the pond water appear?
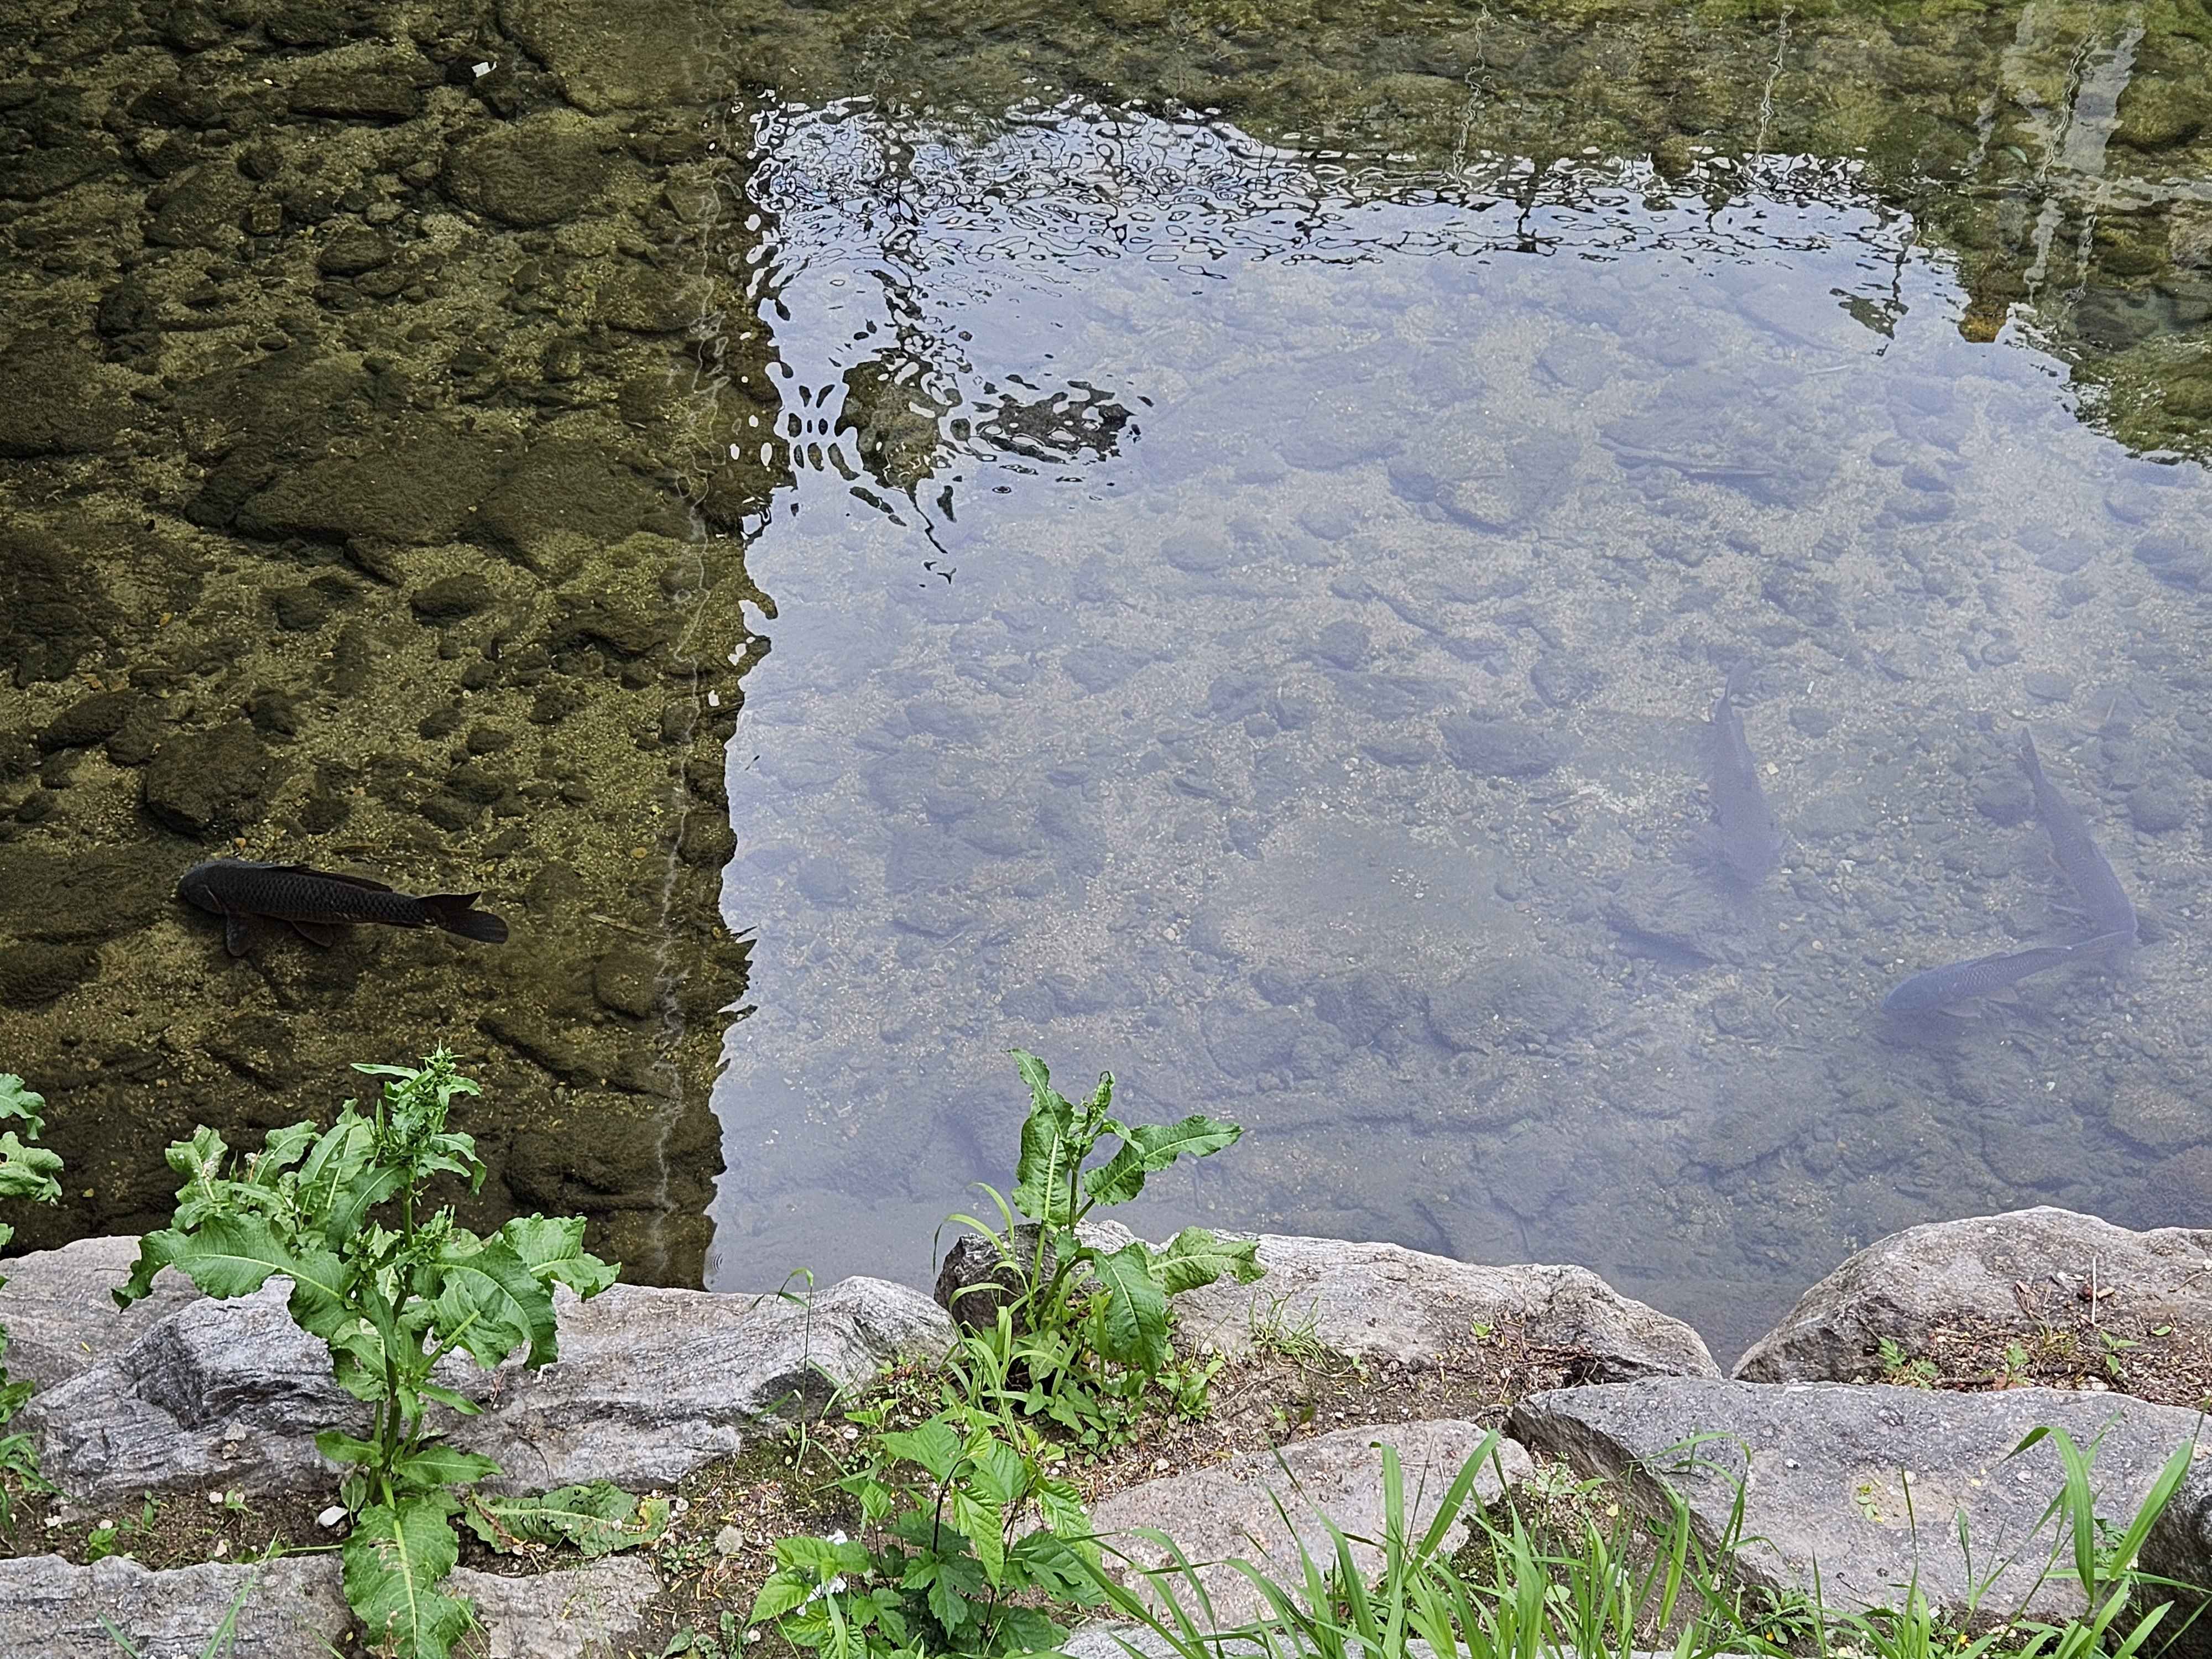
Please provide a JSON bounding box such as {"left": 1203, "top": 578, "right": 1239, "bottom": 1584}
{"left": 711, "top": 109, "right": 2212, "bottom": 1361}
{"left": 1, "top": 1, "right": 2208, "bottom": 1365}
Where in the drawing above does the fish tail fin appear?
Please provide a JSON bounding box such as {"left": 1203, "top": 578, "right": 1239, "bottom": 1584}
{"left": 422, "top": 893, "right": 510, "bottom": 945}
{"left": 1723, "top": 659, "right": 1753, "bottom": 702}
{"left": 2018, "top": 728, "right": 2042, "bottom": 776}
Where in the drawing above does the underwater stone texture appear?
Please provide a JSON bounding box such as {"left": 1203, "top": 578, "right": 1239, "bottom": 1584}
{"left": 0, "top": 0, "right": 784, "bottom": 1284}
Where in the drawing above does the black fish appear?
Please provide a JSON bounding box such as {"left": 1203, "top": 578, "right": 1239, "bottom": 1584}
{"left": 2018, "top": 731, "right": 2137, "bottom": 943}
{"left": 179, "top": 860, "right": 509, "bottom": 956}
{"left": 1882, "top": 930, "right": 2126, "bottom": 1013}
{"left": 1709, "top": 662, "right": 1782, "bottom": 886}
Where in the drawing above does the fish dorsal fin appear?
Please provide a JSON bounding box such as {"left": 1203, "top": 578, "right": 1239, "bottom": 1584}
{"left": 304, "top": 869, "right": 399, "bottom": 894}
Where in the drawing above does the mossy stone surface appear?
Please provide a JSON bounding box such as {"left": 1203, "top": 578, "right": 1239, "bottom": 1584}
{"left": 234, "top": 431, "right": 515, "bottom": 546}
{"left": 0, "top": 341, "right": 128, "bottom": 459}
{"left": 442, "top": 115, "right": 624, "bottom": 227}
{"left": 143, "top": 723, "right": 283, "bottom": 837}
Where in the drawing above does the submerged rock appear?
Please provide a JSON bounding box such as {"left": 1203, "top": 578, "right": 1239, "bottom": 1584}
{"left": 0, "top": 340, "right": 127, "bottom": 458}
{"left": 143, "top": 722, "right": 281, "bottom": 837}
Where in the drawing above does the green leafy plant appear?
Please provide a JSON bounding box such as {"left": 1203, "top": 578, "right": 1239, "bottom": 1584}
{"left": 113, "top": 1051, "right": 637, "bottom": 1659}
{"left": 947, "top": 1049, "right": 1262, "bottom": 1443}
{"left": 0, "top": 1072, "right": 64, "bottom": 1534}
{"left": 751, "top": 1392, "right": 1103, "bottom": 1659}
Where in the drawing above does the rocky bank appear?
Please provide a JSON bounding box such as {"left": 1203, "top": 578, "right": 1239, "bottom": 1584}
{"left": 0, "top": 1204, "right": 2207, "bottom": 1656}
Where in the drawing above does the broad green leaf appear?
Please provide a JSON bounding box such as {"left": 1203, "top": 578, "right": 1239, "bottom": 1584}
{"left": 948, "top": 1489, "right": 1006, "bottom": 1584}
{"left": 343, "top": 1496, "right": 474, "bottom": 1659}
{"left": 775, "top": 1535, "right": 871, "bottom": 1575}
{"left": 394, "top": 1444, "right": 504, "bottom": 1494}
{"left": 997, "top": 1605, "right": 1068, "bottom": 1653}
{"left": 463, "top": 1481, "right": 668, "bottom": 1557}
{"left": 1125, "top": 1115, "right": 1241, "bottom": 1170}
{"left": 498, "top": 1214, "right": 619, "bottom": 1297}
{"left": 315, "top": 1430, "right": 383, "bottom": 1468}
{"left": 1154, "top": 1228, "right": 1265, "bottom": 1295}
{"left": 1008, "top": 1052, "right": 1081, "bottom": 1228}
{"left": 750, "top": 1569, "right": 817, "bottom": 1624}
{"left": 879, "top": 1417, "right": 964, "bottom": 1484}
{"left": 1089, "top": 1241, "right": 1171, "bottom": 1373}
{"left": 1083, "top": 1117, "right": 1239, "bottom": 1206}
{"left": 296, "top": 1115, "right": 375, "bottom": 1219}
{"left": 118, "top": 1214, "right": 298, "bottom": 1302}
{"left": 1079, "top": 1140, "right": 1149, "bottom": 1207}
{"left": 317, "top": 1160, "right": 409, "bottom": 1255}
{"left": 0, "top": 1132, "right": 61, "bottom": 1205}
{"left": 1035, "top": 1478, "right": 1090, "bottom": 1538}
{"left": 431, "top": 1239, "right": 557, "bottom": 1368}
{"left": 964, "top": 1436, "right": 1027, "bottom": 1509}
{"left": 251, "top": 1120, "right": 319, "bottom": 1178}
{"left": 0, "top": 1075, "right": 46, "bottom": 1136}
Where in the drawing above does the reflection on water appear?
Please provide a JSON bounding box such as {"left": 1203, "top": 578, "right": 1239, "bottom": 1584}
{"left": 711, "top": 103, "right": 2212, "bottom": 1360}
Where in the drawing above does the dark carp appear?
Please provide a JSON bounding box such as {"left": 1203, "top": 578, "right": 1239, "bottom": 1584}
{"left": 2017, "top": 731, "right": 2138, "bottom": 943}
{"left": 179, "top": 859, "right": 509, "bottom": 956}
{"left": 1882, "top": 929, "right": 2127, "bottom": 1013}
{"left": 1709, "top": 662, "right": 1782, "bottom": 886}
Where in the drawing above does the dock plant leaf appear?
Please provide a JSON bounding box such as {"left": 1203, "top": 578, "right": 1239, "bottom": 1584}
{"left": 343, "top": 1494, "right": 473, "bottom": 1659}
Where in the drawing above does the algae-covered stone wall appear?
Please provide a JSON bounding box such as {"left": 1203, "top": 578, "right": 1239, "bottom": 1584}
{"left": 0, "top": 0, "right": 785, "bottom": 1282}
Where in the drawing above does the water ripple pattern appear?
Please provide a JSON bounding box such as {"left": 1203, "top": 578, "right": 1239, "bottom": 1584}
{"left": 712, "top": 101, "right": 2212, "bottom": 1363}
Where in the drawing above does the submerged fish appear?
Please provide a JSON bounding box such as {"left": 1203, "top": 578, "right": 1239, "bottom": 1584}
{"left": 1882, "top": 930, "right": 2127, "bottom": 1013}
{"left": 179, "top": 859, "right": 509, "bottom": 956}
{"left": 1709, "top": 662, "right": 1783, "bottom": 886}
{"left": 2017, "top": 731, "right": 2138, "bottom": 943}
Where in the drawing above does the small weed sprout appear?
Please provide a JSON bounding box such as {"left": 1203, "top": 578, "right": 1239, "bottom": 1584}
{"left": 1877, "top": 1336, "right": 1941, "bottom": 1388}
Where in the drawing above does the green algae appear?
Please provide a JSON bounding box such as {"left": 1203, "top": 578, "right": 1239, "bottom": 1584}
{"left": 0, "top": 0, "right": 777, "bottom": 1284}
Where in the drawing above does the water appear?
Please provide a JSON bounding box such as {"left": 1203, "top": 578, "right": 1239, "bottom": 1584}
{"left": 710, "top": 105, "right": 2212, "bottom": 1361}
{"left": 2, "top": 1, "right": 2208, "bottom": 1364}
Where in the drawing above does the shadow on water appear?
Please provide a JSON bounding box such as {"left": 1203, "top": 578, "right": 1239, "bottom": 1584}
{"left": 2, "top": 0, "right": 2210, "bottom": 1354}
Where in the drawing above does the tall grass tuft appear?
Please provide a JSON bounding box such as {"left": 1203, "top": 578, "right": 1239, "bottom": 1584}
{"left": 1081, "top": 1426, "right": 2205, "bottom": 1659}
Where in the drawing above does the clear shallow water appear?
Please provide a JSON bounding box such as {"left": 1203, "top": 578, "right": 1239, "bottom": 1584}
{"left": 706, "top": 103, "right": 2212, "bottom": 1361}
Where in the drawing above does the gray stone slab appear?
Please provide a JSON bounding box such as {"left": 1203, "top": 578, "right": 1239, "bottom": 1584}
{"left": 447, "top": 1275, "right": 954, "bottom": 1494}
{"left": 0, "top": 1553, "right": 348, "bottom": 1659}
{"left": 25, "top": 1271, "right": 953, "bottom": 1506}
{"left": 1734, "top": 1207, "right": 2212, "bottom": 1383}
{"left": 0, "top": 1552, "right": 659, "bottom": 1659}
{"left": 1507, "top": 1378, "right": 2212, "bottom": 1629}
{"left": 1169, "top": 1234, "right": 1719, "bottom": 1380}
{"left": 450, "top": 1557, "right": 659, "bottom": 1658}
{"left": 1088, "top": 1420, "right": 1532, "bottom": 1626}
{"left": 0, "top": 1237, "right": 201, "bottom": 1392}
